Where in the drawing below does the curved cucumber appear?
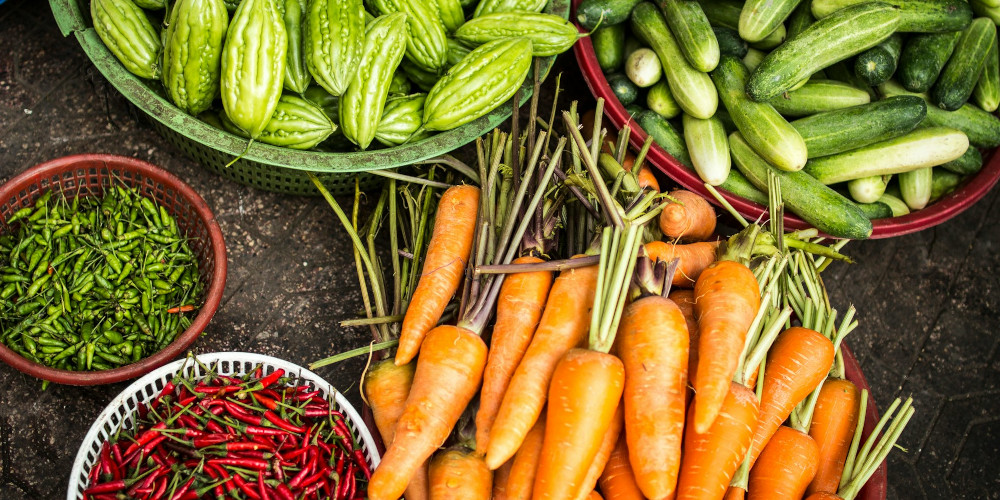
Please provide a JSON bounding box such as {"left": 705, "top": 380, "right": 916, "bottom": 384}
{"left": 700, "top": 0, "right": 788, "bottom": 49}
{"left": 768, "top": 79, "right": 872, "bottom": 117}
{"left": 897, "top": 31, "right": 962, "bottom": 92}
{"left": 660, "top": 0, "right": 720, "bottom": 72}
{"left": 577, "top": 0, "right": 642, "bottom": 30}
{"left": 719, "top": 168, "right": 770, "bottom": 204}
{"left": 854, "top": 33, "right": 904, "bottom": 86}
{"left": 973, "top": 37, "right": 1000, "bottom": 112}
{"left": 714, "top": 26, "right": 749, "bottom": 58}
{"left": 878, "top": 192, "right": 911, "bottom": 216}
{"left": 739, "top": 0, "right": 804, "bottom": 43}
{"left": 683, "top": 113, "right": 731, "bottom": 185}
{"left": 940, "top": 145, "right": 983, "bottom": 174}
{"left": 637, "top": 110, "right": 693, "bottom": 166}
{"left": 593, "top": 23, "right": 627, "bottom": 72}
{"left": 811, "top": 0, "right": 972, "bottom": 32}
{"left": 931, "top": 167, "right": 965, "bottom": 201}
{"left": 931, "top": 18, "right": 997, "bottom": 111}
{"left": 881, "top": 79, "right": 1000, "bottom": 147}
{"left": 790, "top": 95, "right": 926, "bottom": 158}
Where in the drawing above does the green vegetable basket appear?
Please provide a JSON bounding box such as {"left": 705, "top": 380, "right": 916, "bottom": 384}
{"left": 48, "top": 0, "right": 569, "bottom": 196}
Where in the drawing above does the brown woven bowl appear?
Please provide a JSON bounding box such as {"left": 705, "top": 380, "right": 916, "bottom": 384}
{"left": 0, "top": 154, "right": 227, "bottom": 385}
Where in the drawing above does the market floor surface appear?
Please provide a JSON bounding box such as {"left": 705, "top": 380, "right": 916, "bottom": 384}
{"left": 2, "top": 1, "right": 999, "bottom": 499}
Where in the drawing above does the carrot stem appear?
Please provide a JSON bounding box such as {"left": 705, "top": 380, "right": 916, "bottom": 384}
{"left": 370, "top": 169, "right": 452, "bottom": 189}
{"left": 416, "top": 155, "right": 480, "bottom": 184}
{"left": 309, "top": 340, "right": 400, "bottom": 369}
{"left": 839, "top": 389, "right": 869, "bottom": 489}
{"left": 564, "top": 109, "right": 624, "bottom": 229}
{"left": 838, "top": 395, "right": 915, "bottom": 500}
{"left": 475, "top": 255, "right": 600, "bottom": 274}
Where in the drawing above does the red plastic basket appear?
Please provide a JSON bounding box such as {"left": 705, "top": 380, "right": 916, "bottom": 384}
{"left": 0, "top": 154, "right": 227, "bottom": 385}
{"left": 571, "top": 0, "right": 1000, "bottom": 238}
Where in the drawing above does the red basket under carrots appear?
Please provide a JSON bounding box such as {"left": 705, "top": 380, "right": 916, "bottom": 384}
{"left": 0, "top": 154, "right": 227, "bottom": 385}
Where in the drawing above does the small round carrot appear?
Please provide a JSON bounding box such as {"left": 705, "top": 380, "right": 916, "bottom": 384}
{"left": 397, "top": 185, "right": 480, "bottom": 366}
{"left": 492, "top": 459, "right": 513, "bottom": 500}
{"left": 532, "top": 349, "right": 626, "bottom": 500}
{"left": 676, "top": 382, "right": 760, "bottom": 500}
{"left": 645, "top": 240, "right": 720, "bottom": 288}
{"left": 748, "top": 327, "right": 835, "bottom": 467}
{"left": 668, "top": 289, "right": 700, "bottom": 386}
{"left": 636, "top": 165, "right": 660, "bottom": 192}
{"left": 485, "top": 260, "right": 600, "bottom": 470}
{"left": 599, "top": 435, "right": 644, "bottom": 500}
{"left": 368, "top": 325, "right": 488, "bottom": 500}
{"left": 692, "top": 260, "right": 761, "bottom": 434}
{"left": 476, "top": 256, "right": 554, "bottom": 454}
{"left": 428, "top": 447, "right": 493, "bottom": 500}
{"left": 575, "top": 403, "right": 625, "bottom": 500}
{"left": 806, "top": 379, "right": 860, "bottom": 496}
{"left": 363, "top": 359, "right": 428, "bottom": 500}
{"left": 659, "top": 190, "right": 717, "bottom": 242}
{"left": 504, "top": 414, "right": 547, "bottom": 500}
{"left": 747, "top": 426, "right": 820, "bottom": 500}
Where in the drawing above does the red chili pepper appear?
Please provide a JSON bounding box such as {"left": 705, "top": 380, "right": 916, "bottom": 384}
{"left": 353, "top": 449, "right": 371, "bottom": 480}
{"left": 242, "top": 368, "right": 285, "bottom": 395}
{"left": 151, "top": 477, "right": 168, "bottom": 499}
{"left": 245, "top": 425, "right": 292, "bottom": 437}
{"left": 263, "top": 410, "right": 307, "bottom": 433}
{"left": 286, "top": 458, "right": 314, "bottom": 490}
{"left": 166, "top": 304, "right": 196, "bottom": 313}
{"left": 338, "top": 464, "right": 352, "bottom": 499}
{"left": 259, "top": 388, "right": 282, "bottom": 400}
{"left": 258, "top": 472, "right": 272, "bottom": 500}
{"left": 83, "top": 479, "right": 128, "bottom": 495}
{"left": 293, "top": 390, "right": 321, "bottom": 401}
{"left": 167, "top": 475, "right": 196, "bottom": 500}
{"left": 303, "top": 408, "right": 332, "bottom": 418}
{"left": 193, "top": 433, "right": 235, "bottom": 448}
{"left": 208, "top": 457, "right": 270, "bottom": 471}
{"left": 281, "top": 447, "right": 309, "bottom": 462}
{"left": 232, "top": 474, "right": 262, "bottom": 500}
{"left": 123, "top": 422, "right": 167, "bottom": 457}
{"left": 251, "top": 392, "right": 279, "bottom": 411}
{"left": 225, "top": 441, "right": 274, "bottom": 452}
{"left": 275, "top": 484, "right": 295, "bottom": 500}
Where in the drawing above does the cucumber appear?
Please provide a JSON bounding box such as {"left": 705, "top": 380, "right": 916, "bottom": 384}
{"left": 897, "top": 32, "right": 962, "bottom": 92}
{"left": 825, "top": 60, "right": 877, "bottom": 97}
{"left": 940, "top": 145, "right": 983, "bottom": 174}
{"left": 660, "top": 0, "right": 720, "bottom": 72}
{"left": 973, "top": 38, "right": 1000, "bottom": 111}
{"left": 749, "top": 26, "right": 788, "bottom": 51}
{"left": 740, "top": 0, "right": 804, "bottom": 43}
{"left": 811, "top": 0, "right": 972, "bottom": 32}
{"left": 854, "top": 200, "right": 894, "bottom": 218}
{"left": 637, "top": 110, "right": 693, "bottom": 166}
{"left": 803, "top": 126, "right": 970, "bottom": 183}
{"left": 971, "top": 0, "right": 1000, "bottom": 24}
{"left": 746, "top": 3, "right": 901, "bottom": 102}
{"left": 720, "top": 168, "right": 770, "bottom": 204}
{"left": 625, "top": 36, "right": 644, "bottom": 56}
{"left": 607, "top": 72, "right": 640, "bottom": 106}
{"left": 878, "top": 191, "right": 911, "bottom": 215}
{"left": 899, "top": 167, "right": 933, "bottom": 209}
{"left": 880, "top": 79, "right": 1000, "bottom": 147}
{"left": 787, "top": 0, "right": 816, "bottom": 39}
{"left": 729, "top": 131, "right": 873, "bottom": 238}
{"left": 976, "top": 0, "right": 1000, "bottom": 9}
{"left": 647, "top": 80, "right": 682, "bottom": 118}
{"left": 712, "top": 55, "right": 809, "bottom": 171}
{"left": 700, "top": 0, "right": 788, "bottom": 49}
{"left": 854, "top": 33, "right": 904, "bottom": 86}
{"left": 714, "top": 103, "right": 738, "bottom": 131}
{"left": 790, "top": 95, "right": 927, "bottom": 157}
{"left": 632, "top": 2, "right": 719, "bottom": 119}
{"left": 577, "top": 0, "right": 642, "bottom": 30}
{"left": 743, "top": 47, "right": 767, "bottom": 72}
{"left": 683, "top": 113, "right": 731, "bottom": 185}
{"left": 930, "top": 167, "right": 965, "bottom": 201}
{"left": 625, "top": 48, "right": 663, "bottom": 87}
{"left": 714, "top": 26, "right": 748, "bottom": 58}
{"left": 931, "top": 18, "right": 998, "bottom": 110}
{"left": 593, "top": 24, "right": 627, "bottom": 72}
{"left": 768, "top": 79, "right": 872, "bottom": 117}
{"left": 848, "top": 175, "right": 890, "bottom": 203}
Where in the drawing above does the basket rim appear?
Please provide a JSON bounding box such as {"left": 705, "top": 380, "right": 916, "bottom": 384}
{"left": 0, "top": 153, "right": 228, "bottom": 385}
{"left": 66, "top": 351, "right": 380, "bottom": 500}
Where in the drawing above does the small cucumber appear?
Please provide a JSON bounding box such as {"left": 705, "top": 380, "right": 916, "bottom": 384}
{"left": 683, "top": 113, "right": 731, "bottom": 185}
{"left": 713, "top": 26, "right": 748, "bottom": 58}
{"left": 899, "top": 167, "right": 934, "bottom": 209}
{"left": 607, "top": 73, "right": 640, "bottom": 106}
{"left": 577, "top": 0, "right": 642, "bottom": 30}
{"left": 878, "top": 192, "right": 911, "bottom": 215}
{"left": 854, "top": 33, "right": 904, "bottom": 86}
{"left": 739, "top": 0, "right": 804, "bottom": 43}
{"left": 811, "top": 0, "right": 973, "bottom": 32}
{"left": 647, "top": 80, "right": 682, "bottom": 118}
{"left": 719, "top": 168, "right": 770, "bottom": 204}
{"left": 660, "top": 0, "right": 720, "bottom": 72}
{"left": 700, "top": 0, "right": 789, "bottom": 49}
{"left": 973, "top": 38, "right": 1000, "bottom": 112}
{"left": 746, "top": 2, "right": 901, "bottom": 102}
{"left": 729, "top": 131, "right": 873, "bottom": 238}
{"left": 803, "top": 126, "right": 970, "bottom": 183}
{"left": 897, "top": 31, "right": 962, "bottom": 92}
{"left": 825, "top": 60, "right": 878, "bottom": 97}
{"left": 931, "top": 18, "right": 998, "bottom": 110}
{"left": 881, "top": 79, "right": 1000, "bottom": 147}
{"left": 790, "top": 95, "right": 927, "bottom": 158}
{"left": 971, "top": 0, "right": 1000, "bottom": 24}
{"left": 712, "top": 55, "right": 808, "bottom": 171}
{"left": 631, "top": 2, "right": 719, "bottom": 118}
{"left": 848, "top": 175, "right": 890, "bottom": 203}
{"left": 787, "top": 0, "right": 815, "bottom": 39}
{"left": 625, "top": 48, "right": 663, "bottom": 87}
{"left": 940, "top": 145, "right": 983, "bottom": 174}
{"left": 854, "top": 200, "right": 894, "bottom": 219}
{"left": 714, "top": 103, "right": 738, "bottom": 131}
{"left": 768, "top": 79, "right": 872, "bottom": 117}
{"left": 930, "top": 167, "right": 965, "bottom": 201}
{"left": 593, "top": 24, "right": 627, "bottom": 72}
{"left": 637, "top": 110, "right": 693, "bottom": 166}
{"left": 625, "top": 36, "right": 644, "bottom": 57}
{"left": 743, "top": 48, "right": 767, "bottom": 73}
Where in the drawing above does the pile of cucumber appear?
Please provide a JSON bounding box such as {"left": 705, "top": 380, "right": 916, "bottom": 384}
{"left": 580, "top": 0, "right": 1000, "bottom": 239}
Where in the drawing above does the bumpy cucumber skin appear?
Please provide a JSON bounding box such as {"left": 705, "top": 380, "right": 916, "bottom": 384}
{"left": 790, "top": 95, "right": 926, "bottom": 158}
{"left": 897, "top": 31, "right": 962, "bottom": 92}
{"left": 713, "top": 26, "right": 748, "bottom": 58}
{"left": 768, "top": 79, "right": 872, "bottom": 117}
{"left": 931, "top": 17, "right": 998, "bottom": 111}
{"left": 607, "top": 73, "right": 640, "bottom": 106}
{"left": 161, "top": 0, "right": 229, "bottom": 116}
{"left": 811, "top": 0, "right": 972, "bottom": 32}
{"left": 939, "top": 145, "right": 983, "bottom": 174}
{"left": 660, "top": 0, "right": 720, "bottom": 72}
{"left": 972, "top": 36, "right": 1000, "bottom": 112}
{"left": 738, "top": 0, "right": 802, "bottom": 43}
{"left": 221, "top": 0, "right": 287, "bottom": 138}
{"left": 880, "top": 79, "right": 1000, "bottom": 147}
{"left": 637, "top": 110, "right": 692, "bottom": 166}
{"left": 92, "top": 0, "right": 163, "bottom": 80}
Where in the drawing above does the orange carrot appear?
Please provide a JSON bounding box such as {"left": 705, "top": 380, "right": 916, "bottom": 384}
{"left": 747, "top": 426, "right": 820, "bottom": 500}
{"left": 396, "top": 185, "right": 480, "bottom": 366}
{"left": 428, "top": 448, "right": 493, "bottom": 500}
{"left": 645, "top": 241, "right": 720, "bottom": 288}
{"left": 724, "top": 486, "right": 746, "bottom": 500}
{"left": 504, "top": 413, "right": 547, "bottom": 500}
{"left": 363, "top": 360, "right": 428, "bottom": 500}
{"left": 368, "top": 325, "right": 488, "bottom": 500}
{"left": 492, "top": 459, "right": 513, "bottom": 500}
{"left": 692, "top": 260, "right": 761, "bottom": 434}
{"left": 475, "top": 256, "right": 554, "bottom": 454}
{"left": 532, "top": 349, "right": 625, "bottom": 500}
{"left": 599, "top": 435, "right": 645, "bottom": 500}
{"left": 668, "top": 289, "right": 700, "bottom": 386}
{"left": 575, "top": 404, "right": 625, "bottom": 500}
{"left": 618, "top": 295, "right": 689, "bottom": 500}
{"left": 636, "top": 165, "right": 661, "bottom": 192}
{"left": 806, "top": 379, "right": 860, "bottom": 496}
{"left": 587, "top": 491, "right": 605, "bottom": 500}
{"left": 659, "top": 190, "right": 717, "bottom": 242}
{"left": 748, "top": 327, "right": 835, "bottom": 467}
{"left": 805, "top": 493, "right": 843, "bottom": 500}
{"left": 485, "top": 260, "right": 600, "bottom": 469}
{"left": 676, "top": 382, "right": 760, "bottom": 500}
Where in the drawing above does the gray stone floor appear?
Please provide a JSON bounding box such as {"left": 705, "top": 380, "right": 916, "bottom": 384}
{"left": 1, "top": 1, "right": 999, "bottom": 498}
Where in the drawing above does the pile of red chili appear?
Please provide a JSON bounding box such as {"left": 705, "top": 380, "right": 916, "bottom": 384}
{"left": 82, "top": 362, "right": 370, "bottom": 500}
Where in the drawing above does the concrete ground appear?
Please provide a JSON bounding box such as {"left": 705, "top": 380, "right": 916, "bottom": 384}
{"left": 1, "top": 1, "right": 998, "bottom": 498}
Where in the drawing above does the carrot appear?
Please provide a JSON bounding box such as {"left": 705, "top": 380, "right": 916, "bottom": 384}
{"left": 428, "top": 447, "right": 493, "bottom": 500}
{"left": 363, "top": 359, "right": 428, "bottom": 500}
{"left": 676, "top": 382, "right": 760, "bottom": 500}
{"left": 806, "top": 379, "right": 860, "bottom": 496}
{"left": 747, "top": 327, "right": 835, "bottom": 467}
{"left": 484, "top": 260, "right": 600, "bottom": 469}
{"left": 692, "top": 260, "right": 761, "bottom": 434}
{"left": 804, "top": 493, "right": 843, "bottom": 500}
{"left": 645, "top": 241, "right": 720, "bottom": 288}
{"left": 668, "top": 289, "right": 700, "bottom": 386}
{"left": 368, "top": 325, "right": 488, "bottom": 500}
{"left": 475, "top": 256, "right": 554, "bottom": 454}
{"left": 492, "top": 459, "right": 513, "bottom": 500}
{"left": 504, "top": 413, "right": 547, "bottom": 500}
{"left": 618, "top": 294, "right": 689, "bottom": 500}
{"left": 659, "top": 190, "right": 717, "bottom": 242}
{"left": 396, "top": 185, "right": 480, "bottom": 366}
{"left": 575, "top": 403, "right": 625, "bottom": 500}
{"left": 599, "top": 435, "right": 645, "bottom": 500}
{"left": 747, "top": 426, "right": 820, "bottom": 500}
{"left": 636, "top": 165, "right": 661, "bottom": 192}
{"left": 587, "top": 491, "right": 605, "bottom": 500}
{"left": 532, "top": 348, "right": 626, "bottom": 500}
{"left": 724, "top": 486, "right": 746, "bottom": 500}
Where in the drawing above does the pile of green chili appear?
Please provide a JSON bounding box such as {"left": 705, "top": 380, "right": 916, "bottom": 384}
{"left": 0, "top": 184, "right": 203, "bottom": 372}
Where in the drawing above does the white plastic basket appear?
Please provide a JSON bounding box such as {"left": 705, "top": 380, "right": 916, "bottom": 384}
{"left": 66, "top": 352, "right": 380, "bottom": 500}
